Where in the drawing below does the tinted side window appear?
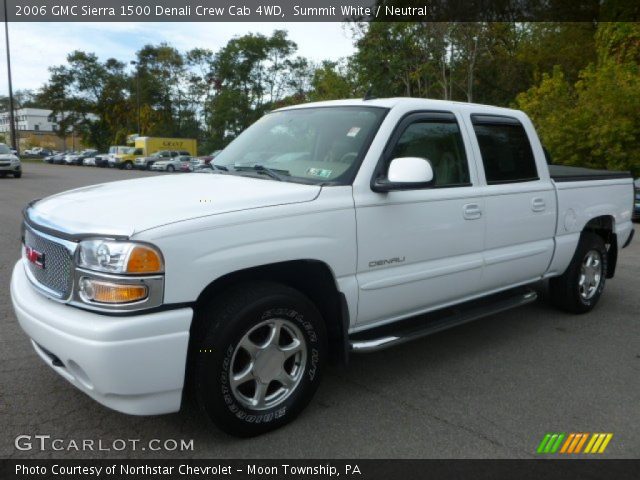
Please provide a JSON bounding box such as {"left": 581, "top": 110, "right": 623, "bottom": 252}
{"left": 390, "top": 121, "right": 470, "bottom": 187}
{"left": 472, "top": 118, "right": 538, "bottom": 184}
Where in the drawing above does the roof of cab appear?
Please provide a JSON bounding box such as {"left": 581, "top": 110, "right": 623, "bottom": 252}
{"left": 277, "top": 97, "right": 523, "bottom": 117}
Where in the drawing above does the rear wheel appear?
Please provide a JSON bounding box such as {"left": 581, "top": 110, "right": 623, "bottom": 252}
{"left": 191, "top": 282, "right": 327, "bottom": 437}
{"left": 549, "top": 232, "right": 607, "bottom": 313}
{"left": 167, "top": 165, "right": 175, "bottom": 172}
{"left": 123, "top": 161, "right": 133, "bottom": 170}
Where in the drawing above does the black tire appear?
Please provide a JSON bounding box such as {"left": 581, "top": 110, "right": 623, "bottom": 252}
{"left": 549, "top": 232, "right": 607, "bottom": 313}
{"left": 13, "top": 171, "right": 21, "bottom": 178}
{"left": 124, "top": 161, "right": 133, "bottom": 170}
{"left": 0, "top": 172, "right": 6, "bottom": 178}
{"left": 167, "top": 165, "right": 175, "bottom": 172}
{"left": 191, "top": 282, "right": 327, "bottom": 437}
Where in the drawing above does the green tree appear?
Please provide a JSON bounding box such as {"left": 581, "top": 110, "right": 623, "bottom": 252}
{"left": 517, "top": 23, "right": 640, "bottom": 176}
{"left": 309, "top": 60, "right": 356, "bottom": 101}
{"left": 206, "top": 30, "right": 309, "bottom": 148}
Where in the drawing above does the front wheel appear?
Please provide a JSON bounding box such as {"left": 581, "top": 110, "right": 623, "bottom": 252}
{"left": 549, "top": 232, "right": 607, "bottom": 313}
{"left": 191, "top": 282, "right": 327, "bottom": 437}
{"left": 167, "top": 165, "right": 175, "bottom": 172}
{"left": 13, "top": 171, "right": 21, "bottom": 178}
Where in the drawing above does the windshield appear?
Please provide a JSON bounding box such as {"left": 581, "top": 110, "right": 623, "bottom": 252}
{"left": 0, "top": 144, "right": 11, "bottom": 154}
{"left": 214, "top": 106, "right": 387, "bottom": 185}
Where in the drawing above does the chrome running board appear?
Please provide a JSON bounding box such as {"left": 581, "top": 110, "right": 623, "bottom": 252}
{"left": 349, "top": 287, "right": 537, "bottom": 353}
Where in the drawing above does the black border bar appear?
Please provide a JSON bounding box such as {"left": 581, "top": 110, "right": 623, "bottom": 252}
{"left": 1, "top": 0, "right": 639, "bottom": 22}
{"left": 2, "top": 459, "right": 640, "bottom": 480}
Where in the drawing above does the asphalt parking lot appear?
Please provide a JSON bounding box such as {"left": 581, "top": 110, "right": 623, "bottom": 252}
{"left": 1, "top": 162, "right": 638, "bottom": 459}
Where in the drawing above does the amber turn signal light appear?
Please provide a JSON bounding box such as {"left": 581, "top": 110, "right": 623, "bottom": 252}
{"left": 126, "top": 245, "right": 163, "bottom": 274}
{"left": 80, "top": 278, "right": 148, "bottom": 304}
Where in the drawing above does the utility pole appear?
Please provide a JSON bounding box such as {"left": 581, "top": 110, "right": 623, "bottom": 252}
{"left": 3, "top": 0, "right": 17, "bottom": 152}
{"left": 130, "top": 60, "right": 141, "bottom": 135}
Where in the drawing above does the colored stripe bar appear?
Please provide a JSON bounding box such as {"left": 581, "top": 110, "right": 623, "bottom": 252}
{"left": 537, "top": 434, "right": 552, "bottom": 454}
{"left": 574, "top": 433, "right": 589, "bottom": 453}
{"left": 567, "top": 433, "right": 582, "bottom": 453}
{"left": 560, "top": 433, "right": 575, "bottom": 454}
{"left": 584, "top": 433, "right": 598, "bottom": 453}
{"left": 545, "top": 434, "right": 559, "bottom": 453}
{"left": 550, "top": 433, "right": 565, "bottom": 453}
{"left": 590, "top": 433, "right": 606, "bottom": 453}
{"left": 597, "top": 434, "right": 613, "bottom": 453}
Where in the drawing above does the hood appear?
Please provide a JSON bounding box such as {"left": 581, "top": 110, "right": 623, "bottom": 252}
{"left": 26, "top": 174, "right": 321, "bottom": 238}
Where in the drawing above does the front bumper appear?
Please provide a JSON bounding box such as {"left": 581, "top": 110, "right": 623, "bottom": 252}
{"left": 0, "top": 162, "right": 20, "bottom": 172}
{"left": 10, "top": 261, "right": 193, "bottom": 415}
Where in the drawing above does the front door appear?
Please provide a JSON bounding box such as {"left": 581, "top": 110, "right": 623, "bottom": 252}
{"left": 353, "top": 112, "right": 485, "bottom": 328}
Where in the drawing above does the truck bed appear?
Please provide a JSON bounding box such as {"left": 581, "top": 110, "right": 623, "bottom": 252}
{"left": 549, "top": 164, "right": 631, "bottom": 182}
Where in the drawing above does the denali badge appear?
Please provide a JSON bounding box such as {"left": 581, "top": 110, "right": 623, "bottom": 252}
{"left": 25, "top": 246, "right": 45, "bottom": 269}
{"left": 369, "top": 256, "right": 405, "bottom": 268}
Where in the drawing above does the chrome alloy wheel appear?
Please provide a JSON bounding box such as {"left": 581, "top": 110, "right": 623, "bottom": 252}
{"left": 229, "top": 318, "right": 307, "bottom": 410}
{"left": 579, "top": 250, "right": 602, "bottom": 300}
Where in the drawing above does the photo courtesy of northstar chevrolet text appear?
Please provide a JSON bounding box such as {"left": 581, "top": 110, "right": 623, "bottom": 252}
{"left": 1, "top": 0, "right": 639, "bottom": 478}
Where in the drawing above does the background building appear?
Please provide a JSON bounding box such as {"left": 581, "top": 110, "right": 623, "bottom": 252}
{"left": 0, "top": 108, "right": 97, "bottom": 151}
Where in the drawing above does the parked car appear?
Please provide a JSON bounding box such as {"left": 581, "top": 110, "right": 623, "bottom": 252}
{"left": 135, "top": 150, "right": 191, "bottom": 170}
{"left": 198, "top": 150, "right": 223, "bottom": 164}
{"left": 193, "top": 163, "right": 215, "bottom": 173}
{"left": 10, "top": 98, "right": 636, "bottom": 437}
{"left": 93, "top": 153, "right": 110, "bottom": 168}
{"left": 83, "top": 156, "right": 96, "bottom": 167}
{"left": 64, "top": 149, "right": 97, "bottom": 166}
{"left": 0, "top": 143, "right": 21, "bottom": 178}
{"left": 62, "top": 151, "right": 79, "bottom": 165}
{"left": 180, "top": 157, "right": 204, "bottom": 172}
{"left": 51, "top": 152, "right": 68, "bottom": 164}
{"left": 634, "top": 179, "right": 640, "bottom": 222}
{"left": 151, "top": 155, "right": 191, "bottom": 172}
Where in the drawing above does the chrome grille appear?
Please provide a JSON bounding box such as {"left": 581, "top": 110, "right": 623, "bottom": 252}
{"left": 23, "top": 226, "right": 74, "bottom": 299}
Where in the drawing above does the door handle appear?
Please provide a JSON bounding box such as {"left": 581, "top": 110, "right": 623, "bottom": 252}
{"left": 531, "top": 197, "right": 546, "bottom": 212}
{"left": 463, "top": 203, "right": 482, "bottom": 220}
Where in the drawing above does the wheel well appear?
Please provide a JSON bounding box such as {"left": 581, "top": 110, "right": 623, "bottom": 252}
{"left": 583, "top": 215, "right": 617, "bottom": 278}
{"left": 192, "top": 260, "right": 349, "bottom": 364}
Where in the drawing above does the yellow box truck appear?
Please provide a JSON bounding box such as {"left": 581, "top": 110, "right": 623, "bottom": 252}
{"left": 113, "top": 137, "right": 198, "bottom": 170}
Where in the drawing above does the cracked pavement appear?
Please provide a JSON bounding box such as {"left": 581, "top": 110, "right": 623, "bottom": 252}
{"left": 1, "top": 163, "right": 639, "bottom": 459}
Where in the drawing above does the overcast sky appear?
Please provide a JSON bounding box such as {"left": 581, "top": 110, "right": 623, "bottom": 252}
{"left": 0, "top": 22, "right": 355, "bottom": 94}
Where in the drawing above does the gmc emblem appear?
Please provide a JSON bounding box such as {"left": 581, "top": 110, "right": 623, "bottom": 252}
{"left": 25, "top": 246, "right": 45, "bottom": 269}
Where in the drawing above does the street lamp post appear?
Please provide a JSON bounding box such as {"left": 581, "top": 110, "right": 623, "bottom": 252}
{"left": 130, "top": 60, "right": 141, "bottom": 135}
{"left": 3, "top": 0, "right": 17, "bottom": 152}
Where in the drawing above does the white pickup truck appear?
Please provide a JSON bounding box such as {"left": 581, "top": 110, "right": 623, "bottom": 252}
{"left": 11, "top": 98, "right": 635, "bottom": 437}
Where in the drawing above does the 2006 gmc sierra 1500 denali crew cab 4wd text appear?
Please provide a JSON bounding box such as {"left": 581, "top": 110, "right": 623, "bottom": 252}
{"left": 10, "top": 98, "right": 635, "bottom": 436}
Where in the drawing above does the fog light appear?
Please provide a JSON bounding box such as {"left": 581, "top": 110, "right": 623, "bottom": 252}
{"left": 79, "top": 278, "right": 148, "bottom": 304}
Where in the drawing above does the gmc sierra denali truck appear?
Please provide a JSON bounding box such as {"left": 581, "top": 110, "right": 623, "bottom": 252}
{"left": 10, "top": 98, "right": 635, "bottom": 437}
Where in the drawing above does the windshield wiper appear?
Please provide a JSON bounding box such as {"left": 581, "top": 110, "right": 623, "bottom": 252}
{"left": 210, "top": 163, "right": 228, "bottom": 171}
{"left": 233, "top": 164, "right": 290, "bottom": 181}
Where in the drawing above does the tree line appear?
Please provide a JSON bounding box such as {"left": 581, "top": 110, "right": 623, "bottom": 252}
{"left": 4, "top": 22, "right": 639, "bottom": 175}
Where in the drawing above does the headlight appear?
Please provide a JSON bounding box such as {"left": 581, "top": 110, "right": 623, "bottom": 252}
{"left": 77, "top": 240, "right": 164, "bottom": 274}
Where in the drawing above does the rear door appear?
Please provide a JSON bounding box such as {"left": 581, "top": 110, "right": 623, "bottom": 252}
{"left": 467, "top": 114, "right": 556, "bottom": 290}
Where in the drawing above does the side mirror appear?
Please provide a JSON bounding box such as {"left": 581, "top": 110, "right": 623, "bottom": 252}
{"left": 372, "top": 157, "right": 435, "bottom": 192}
